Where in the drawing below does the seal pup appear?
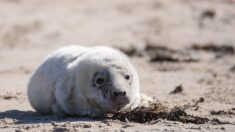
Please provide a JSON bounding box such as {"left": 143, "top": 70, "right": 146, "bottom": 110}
{"left": 28, "top": 45, "right": 152, "bottom": 117}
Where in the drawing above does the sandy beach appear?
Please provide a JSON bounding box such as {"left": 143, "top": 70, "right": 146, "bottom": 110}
{"left": 0, "top": 0, "right": 235, "bottom": 131}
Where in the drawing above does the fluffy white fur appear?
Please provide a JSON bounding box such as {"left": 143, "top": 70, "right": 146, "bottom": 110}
{"left": 28, "top": 45, "right": 151, "bottom": 117}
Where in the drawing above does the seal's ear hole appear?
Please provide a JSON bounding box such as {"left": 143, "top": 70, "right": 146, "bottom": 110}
{"left": 125, "top": 75, "right": 130, "bottom": 80}
{"left": 96, "top": 77, "right": 105, "bottom": 85}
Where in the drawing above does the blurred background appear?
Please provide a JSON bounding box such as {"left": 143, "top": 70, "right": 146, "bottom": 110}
{"left": 0, "top": 0, "right": 235, "bottom": 121}
{"left": 1, "top": 0, "right": 235, "bottom": 49}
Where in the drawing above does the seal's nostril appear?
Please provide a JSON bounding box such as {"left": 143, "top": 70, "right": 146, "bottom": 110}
{"left": 113, "top": 92, "right": 118, "bottom": 96}
{"left": 123, "top": 91, "right": 126, "bottom": 96}
{"left": 113, "top": 91, "right": 126, "bottom": 96}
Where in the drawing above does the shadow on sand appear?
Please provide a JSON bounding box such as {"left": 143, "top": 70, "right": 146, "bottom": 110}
{"left": 0, "top": 110, "right": 95, "bottom": 124}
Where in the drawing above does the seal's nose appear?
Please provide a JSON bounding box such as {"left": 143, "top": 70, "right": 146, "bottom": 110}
{"left": 113, "top": 91, "right": 126, "bottom": 96}
{"left": 111, "top": 90, "right": 130, "bottom": 110}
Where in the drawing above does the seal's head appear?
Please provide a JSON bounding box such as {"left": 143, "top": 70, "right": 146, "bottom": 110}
{"left": 91, "top": 66, "right": 132, "bottom": 111}
{"left": 73, "top": 48, "right": 140, "bottom": 114}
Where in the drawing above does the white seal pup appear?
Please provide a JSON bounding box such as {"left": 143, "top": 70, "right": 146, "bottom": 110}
{"left": 28, "top": 45, "right": 152, "bottom": 117}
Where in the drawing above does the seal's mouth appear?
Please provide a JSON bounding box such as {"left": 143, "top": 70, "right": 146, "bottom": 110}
{"left": 110, "top": 104, "right": 125, "bottom": 112}
{"left": 110, "top": 97, "right": 130, "bottom": 112}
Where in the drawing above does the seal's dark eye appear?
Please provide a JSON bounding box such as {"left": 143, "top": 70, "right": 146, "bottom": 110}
{"left": 96, "top": 77, "right": 105, "bottom": 85}
{"left": 125, "top": 75, "right": 130, "bottom": 80}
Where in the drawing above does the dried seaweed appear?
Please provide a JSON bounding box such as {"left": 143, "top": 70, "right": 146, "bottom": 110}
{"left": 118, "top": 44, "right": 198, "bottom": 63}
{"left": 192, "top": 44, "right": 234, "bottom": 56}
{"left": 200, "top": 9, "right": 216, "bottom": 20}
{"left": 107, "top": 102, "right": 219, "bottom": 124}
{"left": 230, "top": 65, "right": 235, "bottom": 72}
{"left": 170, "top": 85, "right": 183, "bottom": 94}
{"left": 210, "top": 110, "right": 235, "bottom": 115}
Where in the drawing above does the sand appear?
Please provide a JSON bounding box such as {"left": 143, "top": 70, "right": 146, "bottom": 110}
{"left": 0, "top": 0, "right": 235, "bottom": 131}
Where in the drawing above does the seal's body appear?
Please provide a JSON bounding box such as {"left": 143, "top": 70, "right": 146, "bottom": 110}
{"left": 28, "top": 45, "right": 143, "bottom": 117}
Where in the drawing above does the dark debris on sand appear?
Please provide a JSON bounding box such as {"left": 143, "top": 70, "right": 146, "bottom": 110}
{"left": 118, "top": 43, "right": 235, "bottom": 62}
{"left": 170, "top": 85, "right": 183, "bottom": 94}
{"left": 200, "top": 9, "right": 216, "bottom": 20}
{"left": 191, "top": 44, "right": 234, "bottom": 57}
{"left": 118, "top": 44, "right": 198, "bottom": 63}
{"left": 183, "top": 97, "right": 205, "bottom": 111}
{"left": 145, "top": 45, "right": 198, "bottom": 63}
{"left": 117, "top": 46, "right": 144, "bottom": 57}
{"left": 107, "top": 102, "right": 228, "bottom": 124}
{"left": 210, "top": 109, "right": 235, "bottom": 116}
{"left": 0, "top": 92, "right": 18, "bottom": 100}
{"left": 230, "top": 65, "right": 235, "bottom": 72}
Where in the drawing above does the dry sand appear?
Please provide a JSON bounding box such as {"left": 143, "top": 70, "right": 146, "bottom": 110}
{"left": 0, "top": 0, "right": 235, "bottom": 131}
